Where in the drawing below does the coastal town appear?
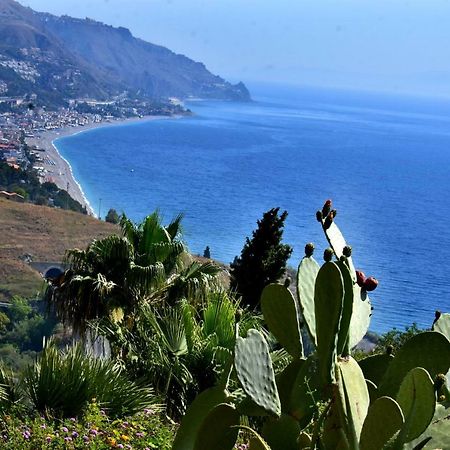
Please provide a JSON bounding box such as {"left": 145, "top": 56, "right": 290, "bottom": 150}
{"left": 0, "top": 96, "right": 188, "bottom": 211}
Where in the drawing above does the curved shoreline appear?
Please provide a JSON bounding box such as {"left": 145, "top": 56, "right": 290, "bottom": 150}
{"left": 25, "top": 115, "right": 177, "bottom": 217}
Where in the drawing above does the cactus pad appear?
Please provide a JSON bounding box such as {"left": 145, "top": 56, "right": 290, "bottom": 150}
{"left": 289, "top": 355, "right": 320, "bottom": 427}
{"left": 261, "top": 284, "right": 303, "bottom": 358}
{"left": 338, "top": 356, "right": 370, "bottom": 443}
{"left": 336, "top": 260, "right": 354, "bottom": 355}
{"left": 396, "top": 367, "right": 436, "bottom": 442}
{"left": 297, "top": 255, "right": 320, "bottom": 345}
{"left": 275, "top": 358, "right": 304, "bottom": 414}
{"left": 358, "top": 353, "right": 394, "bottom": 386}
{"left": 193, "top": 403, "right": 240, "bottom": 450}
{"left": 348, "top": 285, "right": 372, "bottom": 349}
{"left": 173, "top": 386, "right": 229, "bottom": 450}
{"left": 433, "top": 312, "right": 450, "bottom": 341}
{"left": 360, "top": 396, "right": 404, "bottom": 450}
{"left": 378, "top": 331, "right": 450, "bottom": 398}
{"left": 261, "top": 414, "right": 301, "bottom": 450}
{"left": 315, "top": 261, "right": 344, "bottom": 383}
{"left": 235, "top": 329, "right": 281, "bottom": 417}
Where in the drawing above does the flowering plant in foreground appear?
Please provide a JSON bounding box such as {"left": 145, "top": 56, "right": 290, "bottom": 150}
{"left": 0, "top": 401, "right": 175, "bottom": 449}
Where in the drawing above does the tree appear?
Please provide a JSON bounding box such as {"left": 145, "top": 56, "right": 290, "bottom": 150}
{"left": 45, "top": 211, "right": 220, "bottom": 333}
{"left": 105, "top": 208, "right": 120, "bottom": 224}
{"left": 230, "top": 207, "right": 293, "bottom": 309}
{"left": 203, "top": 246, "right": 211, "bottom": 259}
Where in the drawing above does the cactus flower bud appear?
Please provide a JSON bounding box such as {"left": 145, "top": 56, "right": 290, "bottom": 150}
{"left": 305, "top": 242, "right": 315, "bottom": 257}
{"left": 435, "top": 373, "right": 447, "bottom": 391}
{"left": 324, "top": 248, "right": 334, "bottom": 262}
{"left": 322, "top": 199, "right": 332, "bottom": 217}
{"left": 356, "top": 270, "right": 366, "bottom": 287}
{"left": 433, "top": 310, "right": 442, "bottom": 326}
{"left": 343, "top": 245, "right": 352, "bottom": 257}
{"left": 316, "top": 210, "right": 323, "bottom": 222}
{"left": 363, "top": 277, "right": 379, "bottom": 292}
{"left": 323, "top": 214, "right": 333, "bottom": 230}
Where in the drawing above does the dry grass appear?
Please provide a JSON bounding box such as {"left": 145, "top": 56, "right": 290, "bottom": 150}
{"left": 0, "top": 198, "right": 117, "bottom": 300}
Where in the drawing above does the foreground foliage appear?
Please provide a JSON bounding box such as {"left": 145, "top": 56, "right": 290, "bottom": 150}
{"left": 0, "top": 400, "right": 175, "bottom": 449}
{"left": 23, "top": 341, "right": 155, "bottom": 418}
{"left": 174, "top": 200, "right": 450, "bottom": 450}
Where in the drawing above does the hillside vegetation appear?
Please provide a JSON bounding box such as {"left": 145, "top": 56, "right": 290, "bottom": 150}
{"left": 0, "top": 198, "right": 116, "bottom": 300}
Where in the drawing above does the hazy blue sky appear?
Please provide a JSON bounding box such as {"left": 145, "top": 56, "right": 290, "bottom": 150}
{"left": 22, "top": 0, "right": 450, "bottom": 96}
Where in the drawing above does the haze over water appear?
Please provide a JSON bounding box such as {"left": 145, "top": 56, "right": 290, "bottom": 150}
{"left": 55, "top": 83, "right": 450, "bottom": 333}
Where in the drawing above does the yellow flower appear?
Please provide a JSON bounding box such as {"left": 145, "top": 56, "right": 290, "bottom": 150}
{"left": 107, "top": 437, "right": 117, "bottom": 446}
{"left": 121, "top": 434, "right": 130, "bottom": 441}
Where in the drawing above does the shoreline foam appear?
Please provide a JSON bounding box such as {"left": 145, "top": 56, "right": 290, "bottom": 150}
{"left": 25, "top": 115, "right": 177, "bottom": 217}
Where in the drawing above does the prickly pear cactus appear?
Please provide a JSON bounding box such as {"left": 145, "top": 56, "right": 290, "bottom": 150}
{"left": 337, "top": 356, "right": 370, "bottom": 443}
{"left": 360, "top": 396, "right": 404, "bottom": 450}
{"left": 315, "top": 261, "right": 344, "bottom": 383}
{"left": 297, "top": 253, "right": 320, "bottom": 345}
{"left": 405, "top": 403, "right": 450, "bottom": 449}
{"left": 275, "top": 358, "right": 304, "bottom": 414}
{"left": 193, "top": 403, "right": 240, "bottom": 450}
{"left": 378, "top": 331, "right": 450, "bottom": 398}
{"left": 358, "top": 352, "right": 394, "bottom": 386}
{"left": 396, "top": 367, "right": 436, "bottom": 442}
{"left": 261, "top": 284, "right": 303, "bottom": 358}
{"left": 335, "top": 259, "right": 354, "bottom": 355}
{"left": 348, "top": 285, "right": 372, "bottom": 349}
{"left": 261, "top": 414, "right": 301, "bottom": 450}
{"left": 432, "top": 311, "right": 450, "bottom": 340}
{"left": 235, "top": 329, "right": 281, "bottom": 417}
{"left": 320, "top": 215, "right": 357, "bottom": 281}
{"left": 288, "top": 355, "right": 320, "bottom": 427}
{"left": 173, "top": 386, "right": 230, "bottom": 450}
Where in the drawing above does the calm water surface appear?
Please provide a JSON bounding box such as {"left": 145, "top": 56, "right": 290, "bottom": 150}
{"left": 56, "top": 84, "right": 450, "bottom": 333}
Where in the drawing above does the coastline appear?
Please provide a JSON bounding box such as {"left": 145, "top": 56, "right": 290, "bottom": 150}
{"left": 25, "top": 115, "right": 176, "bottom": 216}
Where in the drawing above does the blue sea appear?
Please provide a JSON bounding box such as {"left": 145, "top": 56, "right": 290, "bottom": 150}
{"left": 55, "top": 83, "right": 450, "bottom": 333}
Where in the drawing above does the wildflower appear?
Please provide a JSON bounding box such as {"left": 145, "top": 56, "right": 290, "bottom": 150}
{"left": 46, "top": 436, "right": 52, "bottom": 443}
{"left": 83, "top": 435, "right": 89, "bottom": 442}
{"left": 117, "top": 445, "right": 124, "bottom": 449}
{"left": 90, "top": 429, "right": 99, "bottom": 436}
{"left": 40, "top": 424, "right": 46, "bottom": 429}
{"left": 70, "top": 417, "right": 76, "bottom": 422}
{"left": 62, "top": 426, "right": 69, "bottom": 433}
{"left": 64, "top": 436, "right": 72, "bottom": 442}
{"left": 136, "top": 432, "right": 144, "bottom": 438}
{"left": 72, "top": 431, "right": 79, "bottom": 438}
{"left": 121, "top": 434, "right": 130, "bottom": 441}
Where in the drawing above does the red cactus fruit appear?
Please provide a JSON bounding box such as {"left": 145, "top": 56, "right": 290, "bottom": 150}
{"left": 356, "top": 270, "right": 366, "bottom": 287}
{"left": 364, "top": 276, "right": 379, "bottom": 292}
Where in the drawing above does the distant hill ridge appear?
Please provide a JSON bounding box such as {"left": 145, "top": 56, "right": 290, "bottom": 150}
{"left": 0, "top": 0, "right": 250, "bottom": 105}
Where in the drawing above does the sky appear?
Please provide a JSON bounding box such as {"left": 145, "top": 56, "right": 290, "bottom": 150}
{"left": 22, "top": 0, "right": 450, "bottom": 97}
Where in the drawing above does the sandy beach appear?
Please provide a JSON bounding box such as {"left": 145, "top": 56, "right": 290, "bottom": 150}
{"left": 25, "top": 115, "right": 173, "bottom": 216}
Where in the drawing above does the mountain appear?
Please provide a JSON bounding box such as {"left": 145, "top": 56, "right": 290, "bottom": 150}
{"left": 0, "top": 0, "right": 250, "bottom": 106}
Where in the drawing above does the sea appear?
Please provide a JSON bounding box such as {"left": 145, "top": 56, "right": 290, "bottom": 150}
{"left": 54, "top": 82, "right": 450, "bottom": 333}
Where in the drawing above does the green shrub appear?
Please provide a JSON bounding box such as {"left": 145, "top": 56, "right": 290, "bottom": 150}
{"left": 23, "top": 341, "right": 156, "bottom": 418}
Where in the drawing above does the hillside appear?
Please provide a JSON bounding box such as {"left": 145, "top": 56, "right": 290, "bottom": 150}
{"left": 0, "top": 198, "right": 117, "bottom": 300}
{"left": 0, "top": 0, "right": 250, "bottom": 105}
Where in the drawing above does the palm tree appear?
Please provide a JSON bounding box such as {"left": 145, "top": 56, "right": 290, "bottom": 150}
{"left": 94, "top": 291, "right": 262, "bottom": 418}
{"left": 45, "top": 211, "right": 220, "bottom": 333}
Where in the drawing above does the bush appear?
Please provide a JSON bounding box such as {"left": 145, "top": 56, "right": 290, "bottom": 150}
{"left": 23, "top": 341, "right": 156, "bottom": 418}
